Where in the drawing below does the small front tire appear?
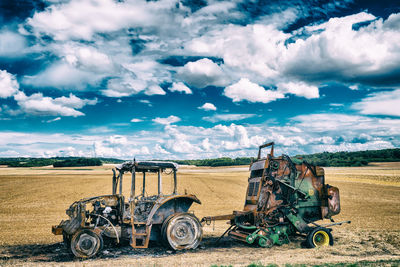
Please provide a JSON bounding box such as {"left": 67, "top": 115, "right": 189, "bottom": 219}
{"left": 70, "top": 229, "right": 103, "bottom": 258}
{"left": 306, "top": 227, "right": 333, "bottom": 248}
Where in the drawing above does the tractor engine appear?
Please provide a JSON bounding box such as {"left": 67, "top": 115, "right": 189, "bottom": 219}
{"left": 89, "top": 200, "right": 119, "bottom": 227}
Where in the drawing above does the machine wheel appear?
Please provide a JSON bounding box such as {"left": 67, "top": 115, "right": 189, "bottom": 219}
{"left": 306, "top": 227, "right": 333, "bottom": 248}
{"left": 258, "top": 236, "right": 273, "bottom": 248}
{"left": 70, "top": 229, "right": 103, "bottom": 258}
{"left": 161, "top": 213, "right": 202, "bottom": 250}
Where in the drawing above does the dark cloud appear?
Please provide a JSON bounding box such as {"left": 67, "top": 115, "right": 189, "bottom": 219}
{"left": 0, "top": 0, "right": 46, "bottom": 23}
{"left": 235, "top": 0, "right": 355, "bottom": 31}
{"left": 129, "top": 38, "right": 146, "bottom": 55}
{"left": 352, "top": 0, "right": 400, "bottom": 19}
{"left": 0, "top": 54, "right": 57, "bottom": 77}
{"left": 181, "top": 0, "right": 208, "bottom": 13}
{"left": 351, "top": 18, "right": 377, "bottom": 30}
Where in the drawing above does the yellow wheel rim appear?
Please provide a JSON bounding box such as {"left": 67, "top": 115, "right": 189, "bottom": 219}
{"left": 313, "top": 230, "right": 329, "bottom": 247}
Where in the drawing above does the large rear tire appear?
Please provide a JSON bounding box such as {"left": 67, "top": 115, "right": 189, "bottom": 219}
{"left": 70, "top": 229, "right": 103, "bottom": 258}
{"left": 161, "top": 213, "right": 202, "bottom": 250}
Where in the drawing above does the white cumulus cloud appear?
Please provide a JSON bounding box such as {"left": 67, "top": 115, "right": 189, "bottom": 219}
{"left": 23, "top": 62, "right": 104, "bottom": 90}
{"left": 145, "top": 85, "right": 166, "bottom": 96}
{"left": 282, "top": 12, "right": 400, "bottom": 86}
{"left": 103, "top": 75, "right": 145, "bottom": 97}
{"left": 0, "top": 30, "right": 26, "bottom": 57}
{"left": 13, "top": 92, "right": 97, "bottom": 117}
{"left": 154, "top": 144, "right": 170, "bottom": 154}
{"left": 24, "top": 0, "right": 174, "bottom": 41}
{"left": 352, "top": 89, "right": 400, "bottom": 116}
{"left": 186, "top": 24, "right": 288, "bottom": 78}
{"left": 224, "top": 78, "right": 285, "bottom": 103}
{"left": 153, "top": 115, "right": 181, "bottom": 125}
{"left": 169, "top": 82, "right": 192, "bottom": 94}
{"left": 100, "top": 60, "right": 169, "bottom": 97}
{"left": 198, "top": 103, "right": 217, "bottom": 111}
{"left": 62, "top": 44, "right": 114, "bottom": 73}
{"left": 0, "top": 70, "right": 19, "bottom": 98}
{"left": 178, "top": 58, "right": 228, "bottom": 88}
{"left": 277, "top": 81, "right": 319, "bottom": 99}
{"left": 108, "top": 135, "right": 127, "bottom": 145}
{"left": 203, "top": 113, "right": 256, "bottom": 123}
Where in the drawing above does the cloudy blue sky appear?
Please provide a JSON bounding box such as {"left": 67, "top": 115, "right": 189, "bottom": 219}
{"left": 0, "top": 0, "right": 399, "bottom": 159}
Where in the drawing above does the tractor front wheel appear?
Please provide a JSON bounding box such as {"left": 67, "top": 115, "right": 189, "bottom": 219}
{"left": 306, "top": 227, "right": 333, "bottom": 248}
{"left": 70, "top": 229, "right": 103, "bottom": 258}
{"left": 161, "top": 213, "right": 202, "bottom": 250}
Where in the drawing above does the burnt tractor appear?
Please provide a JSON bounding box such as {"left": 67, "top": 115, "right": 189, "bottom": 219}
{"left": 202, "top": 142, "right": 350, "bottom": 248}
{"left": 52, "top": 161, "right": 202, "bottom": 258}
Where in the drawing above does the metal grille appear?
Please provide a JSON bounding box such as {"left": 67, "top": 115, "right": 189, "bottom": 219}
{"left": 248, "top": 182, "right": 254, "bottom": 196}
{"left": 248, "top": 181, "right": 260, "bottom": 196}
{"left": 253, "top": 182, "right": 260, "bottom": 196}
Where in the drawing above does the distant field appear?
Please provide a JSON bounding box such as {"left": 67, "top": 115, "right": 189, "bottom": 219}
{"left": 0, "top": 162, "right": 399, "bottom": 266}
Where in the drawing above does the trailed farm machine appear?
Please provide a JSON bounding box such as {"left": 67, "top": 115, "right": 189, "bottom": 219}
{"left": 52, "top": 161, "right": 202, "bottom": 258}
{"left": 202, "top": 142, "right": 350, "bottom": 248}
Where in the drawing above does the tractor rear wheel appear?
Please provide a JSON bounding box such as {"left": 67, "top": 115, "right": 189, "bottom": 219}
{"left": 161, "top": 213, "right": 202, "bottom": 250}
{"left": 70, "top": 229, "right": 103, "bottom": 258}
{"left": 306, "top": 227, "right": 333, "bottom": 248}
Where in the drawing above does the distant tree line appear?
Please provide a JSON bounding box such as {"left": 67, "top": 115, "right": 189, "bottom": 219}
{"left": 168, "top": 148, "right": 400, "bottom": 167}
{"left": 53, "top": 158, "right": 102, "bottom": 167}
{"left": 0, "top": 158, "right": 56, "bottom": 167}
{"left": 293, "top": 148, "right": 400, "bottom": 167}
{"left": 0, "top": 148, "right": 399, "bottom": 167}
{"left": 172, "top": 157, "right": 254, "bottom": 167}
{"left": 0, "top": 157, "right": 122, "bottom": 167}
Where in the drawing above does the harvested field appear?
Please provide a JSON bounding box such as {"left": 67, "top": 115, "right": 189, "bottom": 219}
{"left": 0, "top": 162, "right": 399, "bottom": 266}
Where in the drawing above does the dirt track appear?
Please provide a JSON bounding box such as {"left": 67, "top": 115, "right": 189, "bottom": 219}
{"left": 0, "top": 163, "right": 399, "bottom": 266}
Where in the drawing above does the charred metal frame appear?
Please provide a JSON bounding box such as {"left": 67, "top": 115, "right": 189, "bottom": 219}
{"left": 52, "top": 160, "right": 202, "bottom": 258}
{"left": 202, "top": 141, "right": 350, "bottom": 248}
{"left": 115, "top": 160, "right": 181, "bottom": 248}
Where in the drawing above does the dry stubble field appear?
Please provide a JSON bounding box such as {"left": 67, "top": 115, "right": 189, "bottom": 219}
{"left": 0, "top": 162, "right": 400, "bottom": 266}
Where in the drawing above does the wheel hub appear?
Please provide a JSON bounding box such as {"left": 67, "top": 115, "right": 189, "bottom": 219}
{"left": 176, "top": 226, "right": 188, "bottom": 238}
{"left": 313, "top": 230, "right": 329, "bottom": 247}
{"left": 71, "top": 231, "right": 101, "bottom": 258}
{"left": 80, "top": 237, "right": 94, "bottom": 250}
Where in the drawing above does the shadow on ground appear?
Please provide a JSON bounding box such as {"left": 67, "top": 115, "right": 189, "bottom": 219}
{"left": 0, "top": 236, "right": 259, "bottom": 263}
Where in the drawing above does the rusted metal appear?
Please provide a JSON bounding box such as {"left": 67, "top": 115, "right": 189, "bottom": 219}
{"left": 142, "top": 171, "right": 146, "bottom": 196}
{"left": 173, "top": 170, "right": 177, "bottom": 194}
{"left": 202, "top": 141, "right": 349, "bottom": 249}
{"left": 52, "top": 225, "right": 63, "bottom": 235}
{"left": 158, "top": 169, "right": 162, "bottom": 195}
{"left": 52, "top": 160, "right": 202, "bottom": 258}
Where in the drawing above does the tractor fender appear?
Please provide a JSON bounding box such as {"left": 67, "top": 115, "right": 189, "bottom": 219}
{"left": 146, "top": 194, "right": 201, "bottom": 225}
